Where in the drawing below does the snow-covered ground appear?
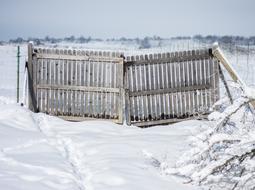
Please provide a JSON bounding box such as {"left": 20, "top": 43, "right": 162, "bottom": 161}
{"left": 0, "top": 39, "right": 254, "bottom": 190}
{"left": 0, "top": 103, "right": 207, "bottom": 190}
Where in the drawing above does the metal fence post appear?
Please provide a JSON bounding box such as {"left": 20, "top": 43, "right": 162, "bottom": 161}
{"left": 17, "top": 46, "right": 20, "bottom": 103}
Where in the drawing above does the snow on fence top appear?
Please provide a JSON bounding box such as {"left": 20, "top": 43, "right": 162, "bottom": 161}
{"left": 27, "top": 42, "right": 220, "bottom": 127}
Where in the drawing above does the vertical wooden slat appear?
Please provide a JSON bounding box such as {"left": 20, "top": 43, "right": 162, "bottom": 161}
{"left": 184, "top": 52, "right": 189, "bottom": 116}
{"left": 41, "top": 55, "right": 46, "bottom": 113}
{"left": 197, "top": 51, "right": 202, "bottom": 113}
{"left": 55, "top": 49, "right": 59, "bottom": 115}
{"left": 118, "top": 58, "right": 124, "bottom": 123}
{"left": 213, "top": 58, "right": 220, "bottom": 103}
{"left": 50, "top": 49, "right": 54, "bottom": 115}
{"left": 152, "top": 54, "right": 158, "bottom": 119}
{"left": 37, "top": 58, "right": 42, "bottom": 112}
{"left": 63, "top": 49, "right": 67, "bottom": 115}
{"left": 180, "top": 52, "right": 184, "bottom": 116}
{"left": 175, "top": 52, "right": 180, "bottom": 117}
{"left": 85, "top": 52, "right": 89, "bottom": 116}
{"left": 67, "top": 50, "right": 72, "bottom": 115}
{"left": 206, "top": 58, "right": 211, "bottom": 109}
{"left": 60, "top": 50, "right": 63, "bottom": 115}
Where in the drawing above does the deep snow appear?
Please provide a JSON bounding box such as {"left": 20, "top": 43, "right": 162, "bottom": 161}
{"left": 0, "top": 103, "right": 205, "bottom": 190}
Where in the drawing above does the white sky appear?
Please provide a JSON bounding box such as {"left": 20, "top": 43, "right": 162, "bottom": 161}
{"left": 0, "top": 0, "right": 255, "bottom": 40}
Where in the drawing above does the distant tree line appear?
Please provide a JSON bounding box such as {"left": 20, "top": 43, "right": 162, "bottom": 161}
{"left": 5, "top": 35, "right": 255, "bottom": 47}
{"left": 7, "top": 35, "right": 100, "bottom": 45}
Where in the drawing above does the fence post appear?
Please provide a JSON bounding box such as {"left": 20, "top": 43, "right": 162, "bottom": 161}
{"left": 117, "top": 58, "right": 124, "bottom": 124}
{"left": 17, "top": 46, "right": 20, "bottom": 103}
{"left": 27, "top": 42, "right": 37, "bottom": 112}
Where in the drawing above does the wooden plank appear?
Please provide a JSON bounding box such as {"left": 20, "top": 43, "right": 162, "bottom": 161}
{"left": 184, "top": 56, "right": 189, "bottom": 115}
{"left": 54, "top": 49, "right": 59, "bottom": 115}
{"left": 50, "top": 49, "right": 55, "bottom": 115}
{"left": 205, "top": 58, "right": 210, "bottom": 109}
{"left": 143, "top": 59, "right": 148, "bottom": 120}
{"left": 188, "top": 51, "right": 194, "bottom": 115}
{"left": 147, "top": 58, "right": 153, "bottom": 120}
{"left": 77, "top": 51, "right": 82, "bottom": 116}
{"left": 202, "top": 57, "right": 207, "bottom": 111}
{"left": 71, "top": 50, "right": 76, "bottom": 116}
{"left": 88, "top": 57, "right": 93, "bottom": 117}
{"left": 36, "top": 53, "right": 123, "bottom": 62}
{"left": 140, "top": 55, "right": 146, "bottom": 120}
{"left": 58, "top": 49, "right": 63, "bottom": 115}
{"left": 131, "top": 113, "right": 209, "bottom": 127}
{"left": 63, "top": 50, "right": 68, "bottom": 115}
{"left": 126, "top": 52, "right": 212, "bottom": 66}
{"left": 117, "top": 59, "right": 124, "bottom": 123}
{"left": 213, "top": 58, "right": 220, "bottom": 103}
{"left": 209, "top": 57, "right": 214, "bottom": 107}
{"left": 93, "top": 58, "right": 98, "bottom": 117}
{"left": 27, "top": 43, "right": 37, "bottom": 112}
{"left": 127, "top": 62, "right": 134, "bottom": 122}
{"left": 80, "top": 59, "right": 85, "bottom": 116}
{"left": 158, "top": 53, "right": 164, "bottom": 119}
{"left": 37, "top": 59, "right": 42, "bottom": 112}
{"left": 41, "top": 58, "right": 46, "bottom": 113}
{"left": 67, "top": 51, "right": 72, "bottom": 115}
{"left": 58, "top": 115, "right": 119, "bottom": 123}
{"left": 175, "top": 56, "right": 181, "bottom": 116}
{"left": 172, "top": 92, "right": 178, "bottom": 118}
{"left": 98, "top": 62, "right": 102, "bottom": 117}
{"left": 85, "top": 58, "right": 89, "bottom": 116}
{"left": 131, "top": 56, "right": 137, "bottom": 120}
{"left": 197, "top": 52, "right": 202, "bottom": 112}
{"left": 111, "top": 61, "right": 115, "bottom": 118}
{"left": 180, "top": 56, "right": 184, "bottom": 115}
{"left": 152, "top": 54, "right": 158, "bottom": 119}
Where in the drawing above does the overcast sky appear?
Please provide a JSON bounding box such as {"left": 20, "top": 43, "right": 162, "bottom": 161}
{"left": 0, "top": 0, "right": 254, "bottom": 40}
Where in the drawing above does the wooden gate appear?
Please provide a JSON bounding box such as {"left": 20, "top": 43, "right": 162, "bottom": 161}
{"left": 124, "top": 49, "right": 219, "bottom": 127}
{"left": 27, "top": 43, "right": 124, "bottom": 123}
{"left": 27, "top": 43, "right": 220, "bottom": 127}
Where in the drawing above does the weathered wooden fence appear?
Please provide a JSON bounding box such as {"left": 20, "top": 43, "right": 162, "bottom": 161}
{"left": 124, "top": 50, "right": 219, "bottom": 126}
{"left": 27, "top": 43, "right": 220, "bottom": 126}
{"left": 27, "top": 43, "right": 124, "bottom": 123}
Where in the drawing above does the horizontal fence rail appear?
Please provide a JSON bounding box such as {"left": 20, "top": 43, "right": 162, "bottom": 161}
{"left": 27, "top": 43, "right": 220, "bottom": 127}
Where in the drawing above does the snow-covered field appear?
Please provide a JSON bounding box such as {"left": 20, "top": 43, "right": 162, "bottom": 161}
{"left": 0, "top": 39, "right": 254, "bottom": 190}
{"left": 0, "top": 103, "right": 206, "bottom": 190}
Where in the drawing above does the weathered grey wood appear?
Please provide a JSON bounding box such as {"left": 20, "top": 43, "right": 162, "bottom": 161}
{"left": 41, "top": 58, "right": 46, "bottom": 113}
{"left": 177, "top": 60, "right": 182, "bottom": 116}
{"left": 197, "top": 53, "right": 202, "bottom": 112}
{"left": 36, "top": 53, "right": 123, "bottom": 62}
{"left": 72, "top": 51, "right": 76, "bottom": 116}
{"left": 132, "top": 113, "right": 209, "bottom": 127}
{"left": 37, "top": 59, "right": 42, "bottom": 112}
{"left": 117, "top": 59, "right": 124, "bottom": 123}
{"left": 55, "top": 49, "right": 59, "bottom": 115}
{"left": 28, "top": 43, "right": 37, "bottom": 112}
{"left": 30, "top": 45, "right": 219, "bottom": 126}
{"left": 214, "top": 58, "right": 220, "bottom": 103}
{"left": 63, "top": 50, "right": 67, "bottom": 115}
{"left": 126, "top": 53, "right": 212, "bottom": 66}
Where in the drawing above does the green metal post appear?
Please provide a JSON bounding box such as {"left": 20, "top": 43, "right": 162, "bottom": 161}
{"left": 17, "top": 46, "right": 20, "bottom": 103}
